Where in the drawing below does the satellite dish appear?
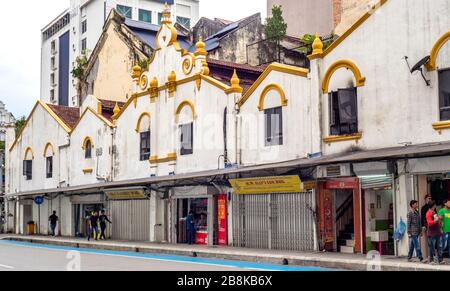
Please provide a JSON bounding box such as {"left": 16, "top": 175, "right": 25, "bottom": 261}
{"left": 406, "top": 55, "right": 431, "bottom": 86}
{"left": 411, "top": 56, "right": 430, "bottom": 73}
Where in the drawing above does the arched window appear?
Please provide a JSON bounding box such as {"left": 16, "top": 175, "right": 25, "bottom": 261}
{"left": 23, "top": 147, "right": 34, "bottom": 180}
{"left": 82, "top": 137, "right": 94, "bottom": 159}
{"left": 44, "top": 142, "right": 55, "bottom": 179}
{"left": 175, "top": 101, "right": 196, "bottom": 156}
{"left": 136, "top": 113, "right": 151, "bottom": 161}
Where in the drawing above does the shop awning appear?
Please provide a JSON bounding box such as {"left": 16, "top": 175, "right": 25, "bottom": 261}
{"left": 6, "top": 141, "right": 450, "bottom": 198}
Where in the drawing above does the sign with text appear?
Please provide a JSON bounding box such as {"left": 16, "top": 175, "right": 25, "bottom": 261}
{"left": 217, "top": 194, "right": 228, "bottom": 246}
{"left": 229, "top": 176, "right": 302, "bottom": 195}
{"left": 105, "top": 189, "right": 146, "bottom": 200}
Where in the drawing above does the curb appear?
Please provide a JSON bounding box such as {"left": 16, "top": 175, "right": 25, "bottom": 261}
{"left": 1, "top": 236, "right": 448, "bottom": 271}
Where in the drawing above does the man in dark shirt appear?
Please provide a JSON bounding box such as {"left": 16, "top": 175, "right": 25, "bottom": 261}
{"left": 99, "top": 210, "right": 112, "bottom": 240}
{"left": 88, "top": 211, "right": 99, "bottom": 241}
{"left": 48, "top": 211, "right": 58, "bottom": 237}
{"left": 421, "top": 194, "right": 433, "bottom": 231}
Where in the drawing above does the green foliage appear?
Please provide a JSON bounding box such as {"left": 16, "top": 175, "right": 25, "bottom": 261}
{"left": 15, "top": 116, "right": 26, "bottom": 137}
{"left": 298, "top": 34, "right": 336, "bottom": 55}
{"left": 71, "top": 54, "right": 89, "bottom": 79}
{"left": 139, "top": 59, "right": 149, "bottom": 71}
{"left": 0, "top": 141, "right": 5, "bottom": 151}
{"left": 265, "top": 5, "right": 287, "bottom": 43}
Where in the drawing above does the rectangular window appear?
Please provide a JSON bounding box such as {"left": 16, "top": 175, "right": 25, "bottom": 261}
{"left": 50, "top": 89, "right": 55, "bottom": 102}
{"left": 139, "top": 9, "right": 152, "bottom": 23}
{"left": 140, "top": 131, "right": 151, "bottom": 161}
{"left": 158, "top": 12, "right": 163, "bottom": 24}
{"left": 329, "top": 88, "right": 358, "bottom": 136}
{"left": 264, "top": 107, "right": 283, "bottom": 146}
{"left": 81, "top": 38, "right": 87, "bottom": 53}
{"left": 51, "top": 40, "right": 56, "bottom": 54}
{"left": 51, "top": 57, "right": 56, "bottom": 70}
{"left": 439, "top": 69, "right": 450, "bottom": 121}
{"left": 23, "top": 160, "right": 32, "bottom": 181}
{"left": 180, "top": 123, "right": 193, "bottom": 155}
{"left": 46, "top": 156, "right": 53, "bottom": 179}
{"left": 50, "top": 73, "right": 55, "bottom": 86}
{"left": 82, "top": 20, "right": 87, "bottom": 34}
{"left": 117, "top": 5, "right": 133, "bottom": 19}
{"left": 176, "top": 16, "right": 191, "bottom": 29}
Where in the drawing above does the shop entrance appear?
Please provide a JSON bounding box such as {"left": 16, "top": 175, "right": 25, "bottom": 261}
{"left": 74, "top": 203, "right": 104, "bottom": 237}
{"left": 176, "top": 198, "right": 210, "bottom": 245}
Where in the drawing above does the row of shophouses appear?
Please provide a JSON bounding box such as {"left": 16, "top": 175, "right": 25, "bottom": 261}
{"left": 4, "top": 0, "right": 450, "bottom": 257}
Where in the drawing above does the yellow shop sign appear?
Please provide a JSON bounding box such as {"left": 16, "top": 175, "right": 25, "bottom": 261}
{"left": 105, "top": 188, "right": 147, "bottom": 200}
{"left": 229, "top": 176, "right": 303, "bottom": 194}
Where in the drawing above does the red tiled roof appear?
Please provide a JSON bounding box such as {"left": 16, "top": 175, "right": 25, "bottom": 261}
{"left": 47, "top": 104, "right": 80, "bottom": 130}
{"left": 207, "top": 59, "right": 265, "bottom": 93}
{"left": 98, "top": 99, "right": 126, "bottom": 122}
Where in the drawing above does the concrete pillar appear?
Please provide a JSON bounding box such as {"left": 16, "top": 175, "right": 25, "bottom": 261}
{"left": 395, "top": 164, "right": 414, "bottom": 256}
{"left": 308, "top": 55, "right": 324, "bottom": 155}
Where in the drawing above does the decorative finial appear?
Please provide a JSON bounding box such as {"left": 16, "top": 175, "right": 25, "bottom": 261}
{"left": 168, "top": 71, "right": 177, "bottom": 82}
{"left": 150, "top": 76, "right": 158, "bottom": 88}
{"left": 161, "top": 2, "right": 172, "bottom": 24}
{"left": 201, "top": 60, "right": 210, "bottom": 76}
{"left": 228, "top": 69, "right": 243, "bottom": 93}
{"left": 132, "top": 61, "right": 142, "bottom": 79}
{"left": 113, "top": 102, "right": 120, "bottom": 117}
{"left": 195, "top": 37, "right": 207, "bottom": 57}
{"left": 311, "top": 33, "right": 323, "bottom": 55}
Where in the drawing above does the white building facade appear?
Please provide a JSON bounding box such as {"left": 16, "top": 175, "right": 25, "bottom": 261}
{"left": 41, "top": 0, "right": 199, "bottom": 107}
{"left": 10, "top": 0, "right": 450, "bottom": 257}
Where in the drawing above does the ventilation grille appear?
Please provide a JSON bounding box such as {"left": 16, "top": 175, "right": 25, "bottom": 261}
{"left": 326, "top": 165, "right": 341, "bottom": 177}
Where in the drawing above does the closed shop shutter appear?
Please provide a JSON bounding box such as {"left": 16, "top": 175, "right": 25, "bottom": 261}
{"left": 360, "top": 175, "right": 393, "bottom": 190}
{"left": 232, "top": 191, "right": 316, "bottom": 251}
{"left": 109, "top": 200, "right": 151, "bottom": 241}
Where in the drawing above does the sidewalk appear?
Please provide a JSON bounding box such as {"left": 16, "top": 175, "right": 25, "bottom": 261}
{"left": 0, "top": 234, "right": 448, "bottom": 271}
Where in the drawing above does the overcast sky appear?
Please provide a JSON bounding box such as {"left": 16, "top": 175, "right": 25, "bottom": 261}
{"left": 0, "top": 0, "right": 267, "bottom": 118}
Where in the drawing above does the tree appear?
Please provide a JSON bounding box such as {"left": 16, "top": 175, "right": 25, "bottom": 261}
{"left": 265, "top": 5, "right": 288, "bottom": 62}
{"left": 15, "top": 116, "right": 26, "bottom": 138}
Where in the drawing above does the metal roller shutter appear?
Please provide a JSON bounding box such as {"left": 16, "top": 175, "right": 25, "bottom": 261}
{"left": 360, "top": 175, "right": 393, "bottom": 190}
{"left": 109, "top": 200, "right": 151, "bottom": 241}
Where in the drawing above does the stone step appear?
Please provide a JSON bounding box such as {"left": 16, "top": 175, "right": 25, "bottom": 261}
{"left": 346, "top": 240, "right": 355, "bottom": 247}
{"left": 340, "top": 245, "right": 355, "bottom": 254}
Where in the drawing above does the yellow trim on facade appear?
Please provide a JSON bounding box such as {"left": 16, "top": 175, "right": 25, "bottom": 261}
{"left": 9, "top": 100, "right": 73, "bottom": 152}
{"left": 432, "top": 121, "right": 450, "bottom": 134}
{"left": 70, "top": 107, "right": 115, "bottom": 134}
{"left": 149, "top": 152, "right": 177, "bottom": 164}
{"left": 83, "top": 168, "right": 94, "bottom": 174}
{"left": 258, "top": 84, "right": 288, "bottom": 111}
{"left": 238, "top": 63, "right": 309, "bottom": 108}
{"left": 135, "top": 112, "right": 151, "bottom": 132}
{"left": 43, "top": 142, "right": 55, "bottom": 157}
{"left": 323, "top": 132, "right": 363, "bottom": 144}
{"left": 175, "top": 100, "right": 197, "bottom": 123}
{"left": 322, "top": 59, "right": 366, "bottom": 93}
{"left": 427, "top": 31, "right": 450, "bottom": 71}
{"left": 24, "top": 147, "right": 35, "bottom": 160}
{"left": 82, "top": 136, "right": 94, "bottom": 150}
{"left": 319, "top": 0, "right": 388, "bottom": 59}
{"left": 200, "top": 75, "right": 230, "bottom": 91}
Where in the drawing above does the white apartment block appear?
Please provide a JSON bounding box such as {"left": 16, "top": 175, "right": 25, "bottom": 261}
{"left": 41, "top": 0, "right": 200, "bottom": 107}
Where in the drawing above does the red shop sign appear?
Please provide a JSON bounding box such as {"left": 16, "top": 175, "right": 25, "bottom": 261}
{"left": 325, "top": 180, "right": 358, "bottom": 189}
{"left": 217, "top": 194, "right": 228, "bottom": 246}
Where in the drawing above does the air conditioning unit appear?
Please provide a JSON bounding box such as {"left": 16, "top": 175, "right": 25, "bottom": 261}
{"left": 316, "top": 164, "right": 353, "bottom": 178}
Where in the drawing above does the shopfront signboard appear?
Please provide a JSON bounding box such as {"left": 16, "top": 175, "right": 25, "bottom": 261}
{"left": 217, "top": 194, "right": 228, "bottom": 246}
{"left": 229, "top": 176, "right": 303, "bottom": 195}
{"left": 105, "top": 188, "right": 146, "bottom": 200}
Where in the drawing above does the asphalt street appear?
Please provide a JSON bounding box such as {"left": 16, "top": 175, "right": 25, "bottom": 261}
{"left": 0, "top": 240, "right": 333, "bottom": 271}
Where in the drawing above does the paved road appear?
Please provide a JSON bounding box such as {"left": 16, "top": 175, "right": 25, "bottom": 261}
{"left": 0, "top": 240, "right": 333, "bottom": 271}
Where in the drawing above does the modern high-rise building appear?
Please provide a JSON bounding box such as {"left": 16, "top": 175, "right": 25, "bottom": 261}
{"left": 41, "top": 0, "right": 200, "bottom": 107}
{"left": 266, "top": 0, "right": 377, "bottom": 37}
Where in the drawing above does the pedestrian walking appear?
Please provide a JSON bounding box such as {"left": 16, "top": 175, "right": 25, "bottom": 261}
{"left": 438, "top": 199, "right": 450, "bottom": 263}
{"left": 88, "top": 211, "right": 99, "bottom": 241}
{"left": 99, "top": 210, "right": 112, "bottom": 240}
{"left": 426, "top": 201, "right": 443, "bottom": 264}
{"left": 407, "top": 200, "right": 424, "bottom": 262}
{"left": 48, "top": 211, "right": 58, "bottom": 237}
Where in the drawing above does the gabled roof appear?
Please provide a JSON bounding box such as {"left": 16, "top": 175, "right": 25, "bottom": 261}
{"left": 189, "top": 13, "right": 261, "bottom": 53}
{"left": 125, "top": 18, "right": 192, "bottom": 50}
{"left": 9, "top": 101, "right": 79, "bottom": 152}
{"left": 98, "top": 99, "right": 126, "bottom": 122}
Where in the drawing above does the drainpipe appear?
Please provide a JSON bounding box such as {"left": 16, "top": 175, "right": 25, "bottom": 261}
{"left": 110, "top": 128, "right": 116, "bottom": 182}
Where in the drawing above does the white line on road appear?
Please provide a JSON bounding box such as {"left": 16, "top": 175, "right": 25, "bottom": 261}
{"left": 0, "top": 264, "right": 15, "bottom": 269}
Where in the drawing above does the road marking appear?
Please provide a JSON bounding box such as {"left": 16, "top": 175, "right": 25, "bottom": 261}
{"left": 0, "top": 263, "right": 15, "bottom": 269}
{"left": 0, "top": 240, "right": 334, "bottom": 271}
